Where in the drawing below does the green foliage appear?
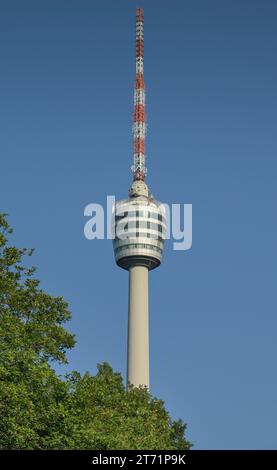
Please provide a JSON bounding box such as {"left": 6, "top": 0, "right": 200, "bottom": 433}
{"left": 0, "top": 214, "right": 191, "bottom": 450}
{"left": 62, "top": 363, "right": 191, "bottom": 450}
{"left": 0, "top": 214, "right": 75, "bottom": 449}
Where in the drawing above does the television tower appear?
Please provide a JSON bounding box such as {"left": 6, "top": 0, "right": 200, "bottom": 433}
{"left": 113, "top": 8, "right": 166, "bottom": 389}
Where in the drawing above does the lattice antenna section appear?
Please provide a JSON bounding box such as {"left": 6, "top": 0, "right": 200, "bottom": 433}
{"left": 132, "top": 8, "right": 147, "bottom": 181}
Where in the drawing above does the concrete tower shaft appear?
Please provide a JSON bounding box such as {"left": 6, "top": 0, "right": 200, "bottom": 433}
{"left": 127, "top": 266, "right": 149, "bottom": 388}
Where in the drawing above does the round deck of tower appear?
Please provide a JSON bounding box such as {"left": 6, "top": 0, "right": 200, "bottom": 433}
{"left": 113, "top": 194, "right": 166, "bottom": 271}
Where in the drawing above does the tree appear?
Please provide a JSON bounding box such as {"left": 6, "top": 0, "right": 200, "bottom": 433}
{"left": 0, "top": 214, "right": 191, "bottom": 450}
{"left": 62, "top": 363, "right": 191, "bottom": 450}
{"left": 0, "top": 213, "right": 75, "bottom": 449}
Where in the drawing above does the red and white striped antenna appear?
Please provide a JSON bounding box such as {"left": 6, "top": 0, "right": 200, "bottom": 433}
{"left": 132, "top": 8, "right": 147, "bottom": 181}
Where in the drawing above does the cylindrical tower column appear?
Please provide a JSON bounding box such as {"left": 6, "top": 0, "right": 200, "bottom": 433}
{"left": 127, "top": 265, "right": 149, "bottom": 389}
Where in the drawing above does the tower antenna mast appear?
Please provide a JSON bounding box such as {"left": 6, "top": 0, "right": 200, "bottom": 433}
{"left": 132, "top": 7, "right": 147, "bottom": 181}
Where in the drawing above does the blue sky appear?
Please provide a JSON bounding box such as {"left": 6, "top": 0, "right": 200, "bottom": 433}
{"left": 1, "top": 0, "right": 277, "bottom": 449}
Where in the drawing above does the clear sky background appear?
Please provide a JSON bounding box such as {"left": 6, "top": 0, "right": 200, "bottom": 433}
{"left": 1, "top": 0, "right": 277, "bottom": 449}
